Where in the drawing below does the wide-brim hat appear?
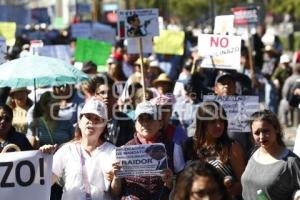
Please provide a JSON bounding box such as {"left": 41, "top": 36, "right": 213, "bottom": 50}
{"left": 9, "top": 87, "right": 31, "bottom": 96}
{"left": 152, "top": 73, "right": 173, "bottom": 86}
{"left": 135, "top": 57, "right": 149, "bottom": 67}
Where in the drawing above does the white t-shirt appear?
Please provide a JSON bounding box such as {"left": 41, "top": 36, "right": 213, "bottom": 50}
{"left": 53, "top": 142, "right": 116, "bottom": 200}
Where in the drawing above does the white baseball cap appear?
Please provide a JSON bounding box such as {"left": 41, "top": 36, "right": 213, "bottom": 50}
{"left": 80, "top": 98, "right": 108, "bottom": 120}
{"left": 280, "top": 54, "right": 290, "bottom": 64}
{"left": 135, "top": 101, "right": 158, "bottom": 120}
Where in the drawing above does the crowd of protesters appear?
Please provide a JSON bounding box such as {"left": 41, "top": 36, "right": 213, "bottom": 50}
{"left": 1, "top": 15, "right": 300, "bottom": 200}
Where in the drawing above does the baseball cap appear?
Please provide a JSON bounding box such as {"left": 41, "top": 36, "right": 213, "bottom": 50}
{"left": 215, "top": 72, "right": 235, "bottom": 85}
{"left": 135, "top": 101, "right": 158, "bottom": 120}
{"left": 80, "top": 98, "right": 108, "bottom": 120}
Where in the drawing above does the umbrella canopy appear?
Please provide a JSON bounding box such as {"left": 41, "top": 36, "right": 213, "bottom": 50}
{"left": 0, "top": 55, "right": 88, "bottom": 88}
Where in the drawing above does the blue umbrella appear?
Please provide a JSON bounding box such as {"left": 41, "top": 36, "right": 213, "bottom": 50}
{"left": 0, "top": 55, "right": 89, "bottom": 102}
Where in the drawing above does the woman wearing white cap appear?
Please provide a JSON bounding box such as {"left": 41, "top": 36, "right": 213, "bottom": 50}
{"left": 40, "top": 98, "right": 118, "bottom": 200}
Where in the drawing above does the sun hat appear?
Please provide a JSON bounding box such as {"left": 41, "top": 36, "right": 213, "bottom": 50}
{"left": 9, "top": 87, "right": 31, "bottom": 96}
{"left": 152, "top": 73, "right": 173, "bottom": 86}
{"left": 135, "top": 101, "right": 158, "bottom": 120}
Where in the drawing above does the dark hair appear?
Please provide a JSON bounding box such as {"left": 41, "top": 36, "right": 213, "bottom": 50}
{"left": 90, "top": 73, "right": 114, "bottom": 93}
{"left": 127, "top": 14, "right": 139, "bottom": 24}
{"left": 193, "top": 101, "right": 232, "bottom": 163}
{"left": 173, "top": 161, "right": 230, "bottom": 200}
{"left": 33, "top": 91, "right": 57, "bottom": 118}
{"left": 249, "top": 109, "right": 285, "bottom": 147}
{"left": 0, "top": 104, "right": 13, "bottom": 121}
{"left": 145, "top": 144, "right": 166, "bottom": 154}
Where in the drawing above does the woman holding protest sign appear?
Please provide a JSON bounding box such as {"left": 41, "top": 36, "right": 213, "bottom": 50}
{"left": 182, "top": 101, "right": 245, "bottom": 199}
{"left": 40, "top": 98, "right": 118, "bottom": 200}
{"left": 107, "top": 101, "right": 185, "bottom": 200}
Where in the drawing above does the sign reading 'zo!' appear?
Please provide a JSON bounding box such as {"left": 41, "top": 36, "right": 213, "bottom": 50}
{"left": 0, "top": 150, "right": 52, "bottom": 200}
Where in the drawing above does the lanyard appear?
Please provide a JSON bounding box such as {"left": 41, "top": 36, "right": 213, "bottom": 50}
{"left": 76, "top": 143, "right": 92, "bottom": 200}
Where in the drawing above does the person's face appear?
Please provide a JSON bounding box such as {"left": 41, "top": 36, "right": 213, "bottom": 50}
{"left": 147, "top": 147, "right": 166, "bottom": 160}
{"left": 79, "top": 113, "right": 106, "bottom": 139}
{"left": 132, "top": 17, "right": 140, "bottom": 28}
{"left": 12, "top": 91, "right": 28, "bottom": 108}
{"left": 160, "top": 105, "right": 172, "bottom": 127}
{"left": 135, "top": 114, "right": 162, "bottom": 140}
{"left": 95, "top": 84, "right": 115, "bottom": 107}
{"left": 0, "top": 109, "right": 12, "bottom": 135}
{"left": 214, "top": 78, "right": 236, "bottom": 96}
{"left": 190, "top": 175, "right": 222, "bottom": 200}
{"left": 205, "top": 119, "right": 225, "bottom": 141}
{"left": 251, "top": 120, "right": 279, "bottom": 151}
{"left": 108, "top": 63, "right": 118, "bottom": 76}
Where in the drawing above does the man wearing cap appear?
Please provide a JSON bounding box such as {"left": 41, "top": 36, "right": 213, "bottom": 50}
{"left": 214, "top": 71, "right": 251, "bottom": 159}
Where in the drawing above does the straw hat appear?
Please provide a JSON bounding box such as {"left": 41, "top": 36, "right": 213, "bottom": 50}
{"left": 9, "top": 87, "right": 31, "bottom": 96}
{"left": 152, "top": 73, "right": 173, "bottom": 86}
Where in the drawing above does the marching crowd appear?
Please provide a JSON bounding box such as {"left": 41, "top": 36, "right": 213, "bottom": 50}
{"left": 1, "top": 22, "right": 300, "bottom": 200}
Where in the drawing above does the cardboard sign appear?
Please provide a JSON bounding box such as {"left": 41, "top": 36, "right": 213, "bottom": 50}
{"left": 71, "top": 23, "right": 92, "bottom": 39}
{"left": 116, "top": 143, "right": 167, "bottom": 177}
{"left": 232, "top": 6, "right": 259, "bottom": 26}
{"left": 198, "top": 34, "right": 241, "bottom": 70}
{"left": 0, "top": 22, "right": 16, "bottom": 46}
{"left": 153, "top": 30, "right": 185, "bottom": 55}
{"left": 117, "top": 9, "right": 159, "bottom": 38}
{"left": 127, "top": 37, "right": 153, "bottom": 54}
{"left": 203, "top": 95, "right": 259, "bottom": 132}
{"left": 214, "top": 15, "right": 235, "bottom": 35}
{"left": 38, "top": 45, "right": 71, "bottom": 62}
{"left": 74, "top": 38, "right": 112, "bottom": 66}
{"left": 91, "top": 23, "right": 116, "bottom": 44}
{"left": 0, "top": 151, "right": 52, "bottom": 200}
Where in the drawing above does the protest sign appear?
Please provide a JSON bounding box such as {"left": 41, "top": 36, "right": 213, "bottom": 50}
{"left": 0, "top": 150, "right": 52, "bottom": 200}
{"left": 71, "top": 23, "right": 92, "bottom": 39}
{"left": 153, "top": 30, "right": 185, "bottom": 56}
{"left": 198, "top": 33, "right": 241, "bottom": 70}
{"left": 38, "top": 45, "right": 71, "bottom": 62}
{"left": 127, "top": 37, "right": 153, "bottom": 54}
{"left": 0, "top": 22, "right": 16, "bottom": 46}
{"left": 74, "top": 38, "right": 112, "bottom": 66}
{"left": 203, "top": 95, "right": 259, "bottom": 132}
{"left": 232, "top": 6, "right": 259, "bottom": 26}
{"left": 117, "top": 9, "right": 159, "bottom": 38}
{"left": 116, "top": 143, "right": 167, "bottom": 177}
{"left": 214, "top": 15, "right": 235, "bottom": 35}
{"left": 0, "top": 37, "right": 6, "bottom": 64}
{"left": 91, "top": 23, "right": 116, "bottom": 44}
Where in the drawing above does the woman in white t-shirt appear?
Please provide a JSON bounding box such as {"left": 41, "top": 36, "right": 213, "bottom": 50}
{"left": 41, "top": 98, "right": 117, "bottom": 200}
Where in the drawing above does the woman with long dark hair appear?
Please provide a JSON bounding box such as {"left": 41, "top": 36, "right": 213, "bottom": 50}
{"left": 183, "top": 101, "right": 245, "bottom": 198}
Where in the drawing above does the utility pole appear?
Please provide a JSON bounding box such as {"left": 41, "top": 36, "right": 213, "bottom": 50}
{"left": 92, "top": 0, "right": 101, "bottom": 22}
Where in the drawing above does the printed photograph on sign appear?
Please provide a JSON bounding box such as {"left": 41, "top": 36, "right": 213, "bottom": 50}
{"left": 116, "top": 143, "right": 167, "bottom": 177}
{"left": 198, "top": 33, "right": 241, "bottom": 70}
{"left": 117, "top": 9, "right": 159, "bottom": 38}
